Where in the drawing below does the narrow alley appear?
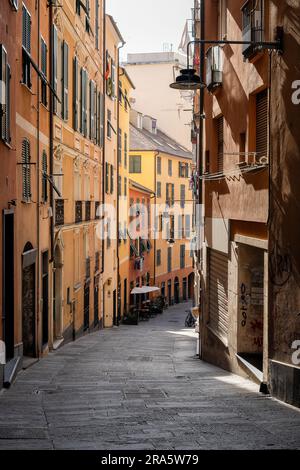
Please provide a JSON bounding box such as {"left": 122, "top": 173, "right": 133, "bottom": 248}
{"left": 0, "top": 304, "right": 299, "bottom": 450}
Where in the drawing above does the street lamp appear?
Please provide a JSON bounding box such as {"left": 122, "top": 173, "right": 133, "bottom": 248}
{"left": 169, "top": 33, "right": 283, "bottom": 91}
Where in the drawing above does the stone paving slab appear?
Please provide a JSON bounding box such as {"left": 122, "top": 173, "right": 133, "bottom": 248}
{"left": 0, "top": 302, "right": 300, "bottom": 450}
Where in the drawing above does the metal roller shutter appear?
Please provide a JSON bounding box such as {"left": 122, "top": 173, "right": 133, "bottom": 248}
{"left": 217, "top": 116, "right": 224, "bottom": 173}
{"left": 208, "top": 249, "right": 229, "bottom": 341}
{"left": 256, "top": 89, "right": 268, "bottom": 160}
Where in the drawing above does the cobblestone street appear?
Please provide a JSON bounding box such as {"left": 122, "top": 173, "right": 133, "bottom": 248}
{"left": 0, "top": 303, "right": 300, "bottom": 450}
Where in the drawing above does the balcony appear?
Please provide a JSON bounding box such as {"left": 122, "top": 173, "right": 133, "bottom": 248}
{"left": 242, "top": 0, "right": 264, "bottom": 59}
{"left": 95, "top": 251, "right": 100, "bottom": 273}
{"left": 75, "top": 201, "right": 82, "bottom": 223}
{"left": 85, "top": 201, "right": 91, "bottom": 221}
{"left": 206, "top": 46, "right": 223, "bottom": 92}
{"left": 55, "top": 199, "right": 64, "bottom": 226}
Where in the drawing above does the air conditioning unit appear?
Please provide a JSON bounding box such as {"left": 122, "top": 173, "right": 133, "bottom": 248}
{"left": 206, "top": 46, "right": 223, "bottom": 92}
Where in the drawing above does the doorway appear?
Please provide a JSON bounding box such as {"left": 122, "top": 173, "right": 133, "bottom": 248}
{"left": 113, "top": 289, "right": 117, "bottom": 326}
{"left": 183, "top": 277, "right": 187, "bottom": 302}
{"left": 168, "top": 280, "right": 172, "bottom": 306}
{"left": 2, "top": 211, "right": 14, "bottom": 361}
{"left": 174, "top": 277, "right": 180, "bottom": 304}
{"left": 22, "top": 243, "right": 36, "bottom": 358}
{"left": 84, "top": 282, "right": 90, "bottom": 331}
{"left": 94, "top": 276, "right": 99, "bottom": 328}
{"left": 41, "top": 251, "right": 49, "bottom": 348}
{"left": 53, "top": 246, "right": 63, "bottom": 340}
{"left": 188, "top": 272, "right": 195, "bottom": 299}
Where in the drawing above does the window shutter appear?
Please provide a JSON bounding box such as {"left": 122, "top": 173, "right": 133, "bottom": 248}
{"left": 0, "top": 46, "right": 7, "bottom": 141}
{"left": 42, "top": 151, "right": 48, "bottom": 202}
{"left": 80, "top": 68, "right": 84, "bottom": 133}
{"left": 73, "top": 57, "right": 79, "bottom": 131}
{"left": 217, "top": 116, "right": 224, "bottom": 173}
{"left": 52, "top": 25, "right": 58, "bottom": 113}
{"left": 256, "top": 89, "right": 268, "bottom": 160}
{"left": 5, "top": 63, "right": 10, "bottom": 143}
{"left": 93, "top": 84, "right": 97, "bottom": 143}
{"left": 41, "top": 40, "right": 47, "bottom": 75}
{"left": 105, "top": 162, "right": 109, "bottom": 193}
{"left": 84, "top": 70, "right": 88, "bottom": 136}
{"left": 99, "top": 92, "right": 104, "bottom": 148}
{"left": 95, "top": 0, "right": 99, "bottom": 49}
{"left": 22, "top": 139, "right": 31, "bottom": 202}
{"left": 89, "top": 80, "right": 95, "bottom": 141}
{"left": 110, "top": 165, "right": 114, "bottom": 194}
{"left": 171, "top": 184, "right": 175, "bottom": 206}
{"left": 62, "top": 41, "right": 69, "bottom": 120}
{"left": 22, "top": 6, "right": 31, "bottom": 53}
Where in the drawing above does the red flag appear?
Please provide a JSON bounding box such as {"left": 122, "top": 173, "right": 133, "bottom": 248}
{"left": 105, "top": 60, "right": 110, "bottom": 80}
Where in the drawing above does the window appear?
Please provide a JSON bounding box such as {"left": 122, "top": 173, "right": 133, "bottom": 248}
{"left": 22, "top": 4, "right": 31, "bottom": 88}
{"left": 242, "top": 0, "right": 264, "bottom": 58}
{"left": 124, "top": 177, "right": 127, "bottom": 197}
{"left": 129, "top": 155, "right": 142, "bottom": 174}
{"left": 42, "top": 151, "right": 48, "bottom": 202}
{"left": 110, "top": 165, "right": 114, "bottom": 194}
{"left": 0, "top": 45, "right": 11, "bottom": 144}
{"left": 166, "top": 183, "right": 174, "bottom": 206}
{"left": 41, "top": 38, "right": 47, "bottom": 106}
{"left": 80, "top": 68, "right": 88, "bottom": 136}
{"left": 180, "top": 245, "right": 186, "bottom": 269}
{"left": 62, "top": 41, "right": 69, "bottom": 121}
{"left": 105, "top": 162, "right": 109, "bottom": 194}
{"left": 52, "top": 25, "right": 58, "bottom": 113}
{"left": 73, "top": 56, "right": 79, "bottom": 131}
{"left": 168, "top": 160, "right": 172, "bottom": 176}
{"left": 217, "top": 116, "right": 224, "bottom": 173}
{"left": 95, "top": 0, "right": 99, "bottom": 49}
{"left": 179, "top": 162, "right": 189, "bottom": 178}
{"left": 124, "top": 89, "right": 128, "bottom": 111}
{"left": 157, "top": 181, "right": 161, "bottom": 198}
{"left": 124, "top": 133, "right": 128, "bottom": 167}
{"left": 256, "top": 89, "right": 268, "bottom": 161}
{"left": 185, "top": 215, "right": 191, "bottom": 239}
{"left": 118, "top": 128, "right": 122, "bottom": 164}
{"left": 22, "top": 139, "right": 31, "bottom": 202}
{"left": 97, "top": 91, "right": 104, "bottom": 147}
{"left": 89, "top": 80, "right": 96, "bottom": 141}
{"left": 118, "top": 175, "right": 122, "bottom": 197}
{"left": 157, "top": 156, "right": 161, "bottom": 175}
{"left": 180, "top": 184, "right": 186, "bottom": 209}
{"left": 156, "top": 249, "right": 161, "bottom": 267}
{"left": 107, "top": 109, "right": 112, "bottom": 138}
{"left": 167, "top": 247, "right": 172, "bottom": 273}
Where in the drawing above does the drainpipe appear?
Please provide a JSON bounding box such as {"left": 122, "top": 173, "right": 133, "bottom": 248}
{"left": 48, "top": 1, "right": 55, "bottom": 350}
{"left": 116, "top": 41, "right": 125, "bottom": 324}
{"left": 101, "top": 0, "right": 106, "bottom": 277}
{"left": 198, "top": 0, "right": 205, "bottom": 359}
{"left": 36, "top": 0, "right": 41, "bottom": 357}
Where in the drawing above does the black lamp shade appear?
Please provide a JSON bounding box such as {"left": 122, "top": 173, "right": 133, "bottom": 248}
{"left": 170, "top": 69, "right": 206, "bottom": 90}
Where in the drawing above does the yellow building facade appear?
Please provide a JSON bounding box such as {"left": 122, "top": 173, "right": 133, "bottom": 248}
{"left": 52, "top": 1, "right": 105, "bottom": 344}
{"left": 129, "top": 111, "right": 194, "bottom": 305}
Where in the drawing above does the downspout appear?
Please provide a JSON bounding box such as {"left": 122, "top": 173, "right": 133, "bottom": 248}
{"left": 116, "top": 41, "right": 125, "bottom": 324}
{"left": 36, "top": 0, "right": 41, "bottom": 357}
{"left": 101, "top": 0, "right": 106, "bottom": 327}
{"left": 198, "top": 0, "right": 205, "bottom": 359}
{"left": 48, "top": 0, "right": 55, "bottom": 349}
{"left": 101, "top": 0, "right": 106, "bottom": 276}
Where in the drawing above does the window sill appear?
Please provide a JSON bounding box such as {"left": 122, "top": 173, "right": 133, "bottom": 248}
{"left": 20, "top": 82, "right": 34, "bottom": 95}
{"left": 1, "top": 139, "right": 12, "bottom": 150}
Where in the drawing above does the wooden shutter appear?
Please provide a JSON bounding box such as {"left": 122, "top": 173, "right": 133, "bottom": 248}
{"left": 52, "top": 25, "right": 58, "bottom": 113}
{"left": 217, "top": 116, "right": 224, "bottom": 173}
{"left": 171, "top": 184, "right": 175, "bottom": 206}
{"left": 99, "top": 92, "right": 104, "bottom": 148}
{"left": 93, "top": 84, "right": 97, "bottom": 144}
{"left": 0, "top": 45, "right": 7, "bottom": 141}
{"left": 208, "top": 249, "right": 229, "bottom": 342}
{"left": 42, "top": 151, "right": 48, "bottom": 202}
{"left": 110, "top": 165, "right": 114, "bottom": 194}
{"left": 5, "top": 63, "right": 10, "bottom": 143}
{"left": 80, "top": 67, "right": 84, "bottom": 133}
{"left": 89, "top": 80, "right": 94, "bottom": 140}
{"left": 256, "top": 89, "right": 268, "bottom": 160}
{"left": 105, "top": 162, "right": 109, "bottom": 193}
{"left": 73, "top": 57, "right": 79, "bottom": 131}
{"left": 22, "top": 139, "right": 31, "bottom": 202}
{"left": 62, "top": 41, "right": 69, "bottom": 120}
{"left": 95, "top": 0, "right": 99, "bottom": 49}
{"left": 22, "top": 5, "right": 31, "bottom": 53}
{"left": 84, "top": 70, "right": 88, "bottom": 136}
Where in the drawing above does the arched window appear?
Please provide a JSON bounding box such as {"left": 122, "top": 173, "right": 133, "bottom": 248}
{"left": 22, "top": 139, "right": 31, "bottom": 202}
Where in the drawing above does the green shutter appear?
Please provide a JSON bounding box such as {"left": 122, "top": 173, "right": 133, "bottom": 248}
{"left": 22, "top": 139, "right": 31, "bottom": 202}
{"left": 52, "top": 25, "right": 58, "bottom": 113}
{"left": 73, "top": 57, "right": 79, "bottom": 130}
{"left": 62, "top": 41, "right": 69, "bottom": 120}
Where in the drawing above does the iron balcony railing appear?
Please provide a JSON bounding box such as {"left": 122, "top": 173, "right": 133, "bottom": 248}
{"left": 85, "top": 201, "right": 91, "bottom": 221}
{"left": 55, "top": 199, "right": 64, "bottom": 226}
{"left": 75, "top": 201, "right": 82, "bottom": 223}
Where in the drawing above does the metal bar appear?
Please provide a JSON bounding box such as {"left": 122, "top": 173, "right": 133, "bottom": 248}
{"left": 187, "top": 39, "right": 282, "bottom": 69}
